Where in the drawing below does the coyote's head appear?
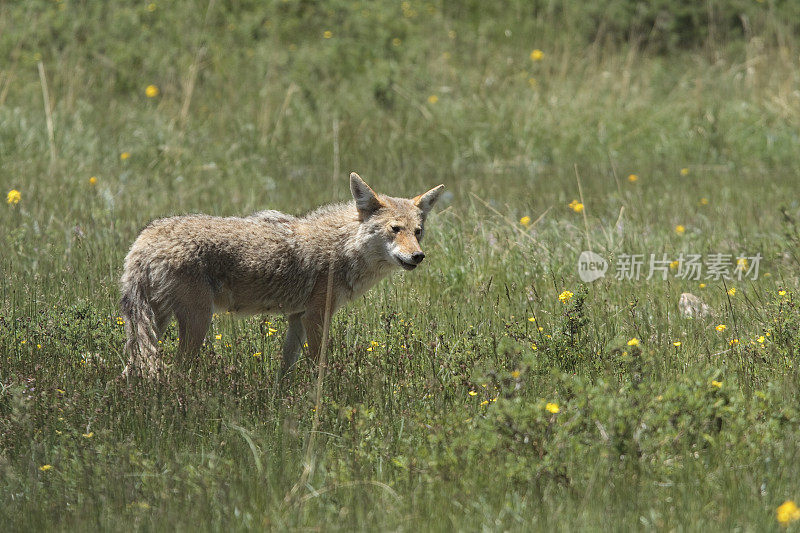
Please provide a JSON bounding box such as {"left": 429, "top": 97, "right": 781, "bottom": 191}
{"left": 350, "top": 172, "right": 444, "bottom": 271}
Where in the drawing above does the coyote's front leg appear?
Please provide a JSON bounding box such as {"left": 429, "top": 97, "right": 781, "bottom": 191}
{"left": 301, "top": 308, "right": 325, "bottom": 368}
{"left": 279, "top": 312, "right": 306, "bottom": 379}
{"left": 298, "top": 270, "right": 336, "bottom": 371}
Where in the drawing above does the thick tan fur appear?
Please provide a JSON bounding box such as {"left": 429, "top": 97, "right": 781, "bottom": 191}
{"left": 120, "top": 172, "right": 444, "bottom": 378}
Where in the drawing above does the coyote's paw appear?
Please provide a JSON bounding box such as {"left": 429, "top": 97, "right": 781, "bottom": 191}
{"left": 122, "top": 355, "right": 167, "bottom": 379}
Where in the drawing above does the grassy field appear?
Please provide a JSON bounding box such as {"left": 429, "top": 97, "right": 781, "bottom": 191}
{"left": 2, "top": 1, "right": 800, "bottom": 530}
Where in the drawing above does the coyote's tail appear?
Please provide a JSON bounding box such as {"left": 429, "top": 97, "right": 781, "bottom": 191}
{"left": 120, "top": 266, "right": 161, "bottom": 377}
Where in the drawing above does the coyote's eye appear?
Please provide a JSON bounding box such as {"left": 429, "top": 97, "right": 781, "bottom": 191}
{"left": 414, "top": 228, "right": 422, "bottom": 236}
{"left": 391, "top": 225, "right": 402, "bottom": 233}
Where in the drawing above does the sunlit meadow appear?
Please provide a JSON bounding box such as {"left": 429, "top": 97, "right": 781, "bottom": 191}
{"left": 2, "top": 1, "right": 800, "bottom": 530}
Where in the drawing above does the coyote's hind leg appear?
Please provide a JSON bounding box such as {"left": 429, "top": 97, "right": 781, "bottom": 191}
{"left": 153, "top": 302, "right": 173, "bottom": 341}
{"left": 175, "top": 293, "right": 213, "bottom": 365}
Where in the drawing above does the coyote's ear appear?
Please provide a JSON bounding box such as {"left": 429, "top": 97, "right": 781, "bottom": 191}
{"left": 350, "top": 172, "right": 383, "bottom": 218}
{"left": 413, "top": 184, "right": 445, "bottom": 216}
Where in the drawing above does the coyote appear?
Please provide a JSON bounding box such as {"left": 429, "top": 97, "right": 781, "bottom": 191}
{"left": 120, "top": 172, "right": 444, "bottom": 378}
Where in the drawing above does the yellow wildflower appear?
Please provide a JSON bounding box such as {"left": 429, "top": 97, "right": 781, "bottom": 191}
{"left": 673, "top": 341, "right": 682, "bottom": 347}
{"left": 627, "top": 174, "right": 638, "bottom": 182}
{"left": 627, "top": 338, "right": 640, "bottom": 346}
{"left": 545, "top": 402, "right": 559, "bottom": 414}
{"left": 699, "top": 197, "right": 709, "bottom": 206}
{"left": 89, "top": 176, "right": 98, "bottom": 186}
{"left": 401, "top": 1, "right": 416, "bottom": 17}
{"left": 778, "top": 290, "right": 787, "bottom": 297}
{"left": 558, "top": 290, "right": 574, "bottom": 303}
{"left": 83, "top": 432, "right": 94, "bottom": 438}
{"left": 145, "top": 85, "right": 159, "bottom": 98}
{"left": 699, "top": 283, "right": 707, "bottom": 289}
{"left": 568, "top": 199, "right": 584, "bottom": 213}
{"left": 669, "top": 260, "right": 679, "bottom": 269}
{"left": 427, "top": 94, "right": 439, "bottom": 104}
{"left": 511, "top": 370, "right": 520, "bottom": 378}
{"left": 120, "top": 152, "right": 130, "bottom": 160}
{"left": 531, "top": 343, "right": 537, "bottom": 350}
{"left": 468, "top": 390, "right": 478, "bottom": 397}
{"left": 323, "top": 30, "right": 333, "bottom": 39}
{"left": 7, "top": 189, "right": 21, "bottom": 205}
{"left": 527, "top": 317, "right": 536, "bottom": 322}
{"left": 392, "top": 37, "right": 401, "bottom": 47}
{"left": 757, "top": 336, "right": 765, "bottom": 344}
{"left": 147, "top": 3, "right": 157, "bottom": 11}
{"left": 729, "top": 338, "right": 739, "bottom": 346}
{"left": 777, "top": 501, "right": 800, "bottom": 525}
{"left": 215, "top": 334, "right": 222, "bottom": 340}
{"left": 39, "top": 464, "right": 53, "bottom": 472}
{"left": 480, "top": 400, "right": 489, "bottom": 406}
{"left": 680, "top": 167, "right": 690, "bottom": 176}
{"left": 716, "top": 324, "right": 727, "bottom": 332}
{"left": 711, "top": 380, "right": 722, "bottom": 388}
{"left": 519, "top": 215, "right": 531, "bottom": 227}
{"left": 253, "top": 352, "right": 261, "bottom": 357}
{"left": 675, "top": 225, "right": 685, "bottom": 235}
{"left": 530, "top": 49, "right": 544, "bottom": 61}
{"left": 727, "top": 287, "right": 736, "bottom": 296}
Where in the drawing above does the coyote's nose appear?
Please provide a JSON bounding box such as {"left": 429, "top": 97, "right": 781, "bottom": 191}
{"left": 411, "top": 252, "right": 425, "bottom": 264}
